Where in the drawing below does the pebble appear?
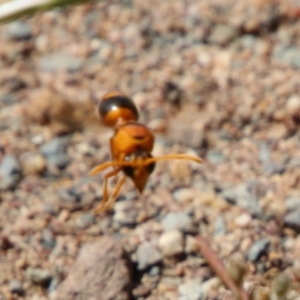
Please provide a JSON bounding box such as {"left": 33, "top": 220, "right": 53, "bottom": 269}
{"left": 113, "top": 200, "right": 139, "bottom": 226}
{"left": 75, "top": 212, "right": 94, "bottom": 229}
{"left": 247, "top": 238, "right": 270, "bottom": 262}
{"left": 285, "top": 197, "right": 300, "bottom": 212}
{"left": 162, "top": 211, "right": 193, "bottom": 232}
{"left": 220, "top": 184, "right": 262, "bottom": 217}
{"left": 159, "top": 230, "right": 184, "bottom": 257}
{"left": 40, "top": 137, "right": 70, "bottom": 169}
{"left": 286, "top": 95, "right": 300, "bottom": 118}
{"left": 26, "top": 268, "right": 53, "bottom": 286}
{"left": 42, "top": 229, "right": 56, "bottom": 250}
{"left": 213, "top": 215, "right": 227, "bottom": 235}
{"left": 39, "top": 52, "right": 84, "bottom": 72}
{"left": 284, "top": 209, "right": 300, "bottom": 232}
{"left": 208, "top": 24, "right": 238, "bottom": 45}
{"left": 173, "top": 188, "right": 196, "bottom": 203}
{"left": 7, "top": 21, "right": 32, "bottom": 40}
{"left": 0, "top": 93, "right": 18, "bottom": 106}
{"left": 0, "top": 154, "right": 22, "bottom": 190}
{"left": 185, "top": 235, "right": 199, "bottom": 253}
{"left": 235, "top": 213, "right": 252, "bottom": 228}
{"left": 136, "top": 241, "right": 162, "bottom": 270}
{"left": 178, "top": 278, "right": 204, "bottom": 300}
{"left": 206, "top": 149, "right": 224, "bottom": 165}
{"left": 9, "top": 279, "right": 24, "bottom": 295}
{"left": 58, "top": 187, "right": 81, "bottom": 204}
{"left": 148, "top": 266, "right": 160, "bottom": 277}
{"left": 273, "top": 46, "right": 300, "bottom": 69}
{"left": 21, "top": 153, "right": 47, "bottom": 175}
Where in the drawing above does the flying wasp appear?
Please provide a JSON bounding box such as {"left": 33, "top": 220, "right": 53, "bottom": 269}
{"left": 90, "top": 91, "right": 202, "bottom": 213}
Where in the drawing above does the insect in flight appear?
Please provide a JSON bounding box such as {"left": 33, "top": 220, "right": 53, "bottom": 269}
{"left": 90, "top": 91, "right": 203, "bottom": 213}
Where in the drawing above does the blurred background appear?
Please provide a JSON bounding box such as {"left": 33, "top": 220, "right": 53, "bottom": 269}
{"left": 1, "top": 0, "right": 300, "bottom": 299}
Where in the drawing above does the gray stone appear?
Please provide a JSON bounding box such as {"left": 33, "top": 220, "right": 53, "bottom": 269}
{"left": 206, "top": 149, "right": 224, "bottom": 165}
{"left": 178, "top": 278, "right": 204, "bottom": 300}
{"left": 0, "top": 155, "right": 22, "bottom": 190}
{"left": 208, "top": 24, "right": 238, "bottom": 45}
{"left": 26, "top": 268, "right": 53, "bottom": 286}
{"left": 240, "top": 35, "right": 256, "bottom": 50}
{"left": 220, "top": 184, "right": 262, "bottom": 217}
{"left": 247, "top": 238, "right": 270, "bottom": 262}
{"left": 285, "top": 197, "right": 300, "bottom": 212}
{"left": 39, "top": 52, "right": 83, "bottom": 72}
{"left": 9, "top": 279, "right": 24, "bottom": 295}
{"left": 162, "top": 212, "right": 193, "bottom": 232}
{"left": 284, "top": 209, "right": 300, "bottom": 232}
{"left": 148, "top": 266, "right": 160, "bottom": 277}
{"left": 0, "top": 94, "right": 18, "bottom": 106}
{"left": 76, "top": 213, "right": 94, "bottom": 229}
{"left": 136, "top": 241, "right": 162, "bottom": 270}
{"left": 42, "top": 229, "right": 56, "bottom": 250}
{"left": 258, "top": 142, "right": 270, "bottom": 163}
{"left": 214, "top": 215, "right": 227, "bottom": 235}
{"left": 40, "top": 137, "right": 70, "bottom": 169}
{"left": 273, "top": 46, "right": 300, "bottom": 69}
{"left": 8, "top": 21, "right": 32, "bottom": 40}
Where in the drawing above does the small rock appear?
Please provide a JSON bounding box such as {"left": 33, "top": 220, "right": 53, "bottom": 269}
{"left": 52, "top": 236, "right": 131, "bottom": 300}
{"left": 159, "top": 230, "right": 184, "bottom": 257}
{"left": 26, "top": 268, "right": 52, "bottom": 286}
{"left": 273, "top": 46, "right": 300, "bottom": 69}
{"left": 162, "top": 212, "right": 193, "bottom": 232}
{"left": 58, "top": 187, "right": 81, "bottom": 204}
{"left": 284, "top": 209, "right": 300, "bottom": 232}
{"left": 172, "top": 188, "right": 196, "bottom": 203}
{"left": 220, "top": 184, "right": 262, "bottom": 217}
{"left": 132, "top": 285, "right": 152, "bottom": 297}
{"left": 185, "top": 235, "right": 199, "bottom": 253}
{"left": 75, "top": 213, "right": 94, "bottom": 229}
{"left": 0, "top": 94, "right": 18, "bottom": 106}
{"left": 21, "top": 153, "right": 46, "bottom": 175}
{"left": 40, "top": 137, "right": 70, "bottom": 169}
{"left": 285, "top": 197, "right": 300, "bottom": 212}
{"left": 136, "top": 241, "right": 162, "bottom": 270}
{"left": 178, "top": 278, "right": 204, "bottom": 300}
{"left": 113, "top": 200, "right": 139, "bottom": 226}
{"left": 8, "top": 21, "right": 32, "bottom": 40}
{"left": 0, "top": 154, "right": 22, "bottom": 190}
{"left": 42, "top": 229, "right": 56, "bottom": 250}
{"left": 9, "top": 279, "right": 24, "bottom": 295}
{"left": 39, "top": 52, "right": 83, "bottom": 72}
{"left": 247, "top": 238, "right": 270, "bottom": 262}
{"left": 286, "top": 95, "right": 300, "bottom": 118}
{"left": 206, "top": 149, "right": 224, "bottom": 165}
{"left": 208, "top": 25, "right": 238, "bottom": 45}
{"left": 235, "top": 213, "right": 252, "bottom": 228}
{"left": 214, "top": 215, "right": 226, "bottom": 235}
{"left": 148, "top": 266, "right": 160, "bottom": 277}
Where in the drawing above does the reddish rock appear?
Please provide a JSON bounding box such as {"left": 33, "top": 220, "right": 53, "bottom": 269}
{"left": 52, "top": 236, "right": 131, "bottom": 300}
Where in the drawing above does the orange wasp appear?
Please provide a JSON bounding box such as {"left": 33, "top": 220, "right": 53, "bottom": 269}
{"left": 90, "top": 91, "right": 203, "bottom": 213}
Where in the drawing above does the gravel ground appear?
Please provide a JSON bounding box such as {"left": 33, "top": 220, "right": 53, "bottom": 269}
{"left": 1, "top": 0, "right": 300, "bottom": 299}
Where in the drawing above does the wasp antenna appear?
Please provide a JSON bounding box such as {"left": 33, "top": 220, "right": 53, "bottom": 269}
{"left": 144, "top": 154, "right": 203, "bottom": 166}
{"left": 89, "top": 161, "right": 119, "bottom": 176}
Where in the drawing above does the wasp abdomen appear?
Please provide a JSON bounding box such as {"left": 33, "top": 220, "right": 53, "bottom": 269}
{"left": 98, "top": 91, "right": 139, "bottom": 127}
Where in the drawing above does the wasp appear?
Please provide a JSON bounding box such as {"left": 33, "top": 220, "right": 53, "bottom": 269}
{"left": 90, "top": 91, "right": 203, "bottom": 213}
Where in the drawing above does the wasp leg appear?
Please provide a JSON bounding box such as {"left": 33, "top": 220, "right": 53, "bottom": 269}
{"left": 105, "top": 175, "right": 127, "bottom": 210}
{"left": 95, "top": 168, "right": 121, "bottom": 214}
{"left": 145, "top": 154, "right": 203, "bottom": 165}
{"left": 90, "top": 161, "right": 120, "bottom": 176}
